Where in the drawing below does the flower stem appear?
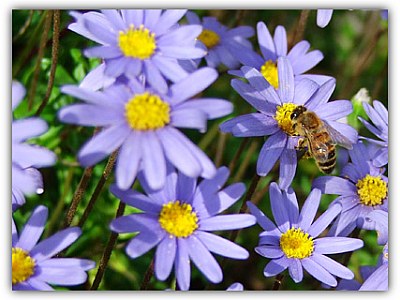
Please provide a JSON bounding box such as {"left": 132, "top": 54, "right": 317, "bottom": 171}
{"left": 35, "top": 10, "right": 60, "bottom": 117}
{"left": 289, "top": 10, "right": 310, "bottom": 49}
{"left": 140, "top": 259, "right": 155, "bottom": 290}
{"left": 62, "top": 165, "right": 94, "bottom": 228}
{"left": 214, "top": 132, "right": 227, "bottom": 167}
{"left": 229, "top": 138, "right": 249, "bottom": 173}
{"left": 78, "top": 150, "right": 118, "bottom": 228}
{"left": 272, "top": 274, "right": 285, "bottom": 290}
{"left": 90, "top": 201, "right": 126, "bottom": 290}
{"left": 27, "top": 10, "right": 52, "bottom": 110}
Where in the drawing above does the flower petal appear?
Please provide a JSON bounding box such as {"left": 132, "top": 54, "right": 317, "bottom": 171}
{"left": 297, "top": 188, "right": 321, "bottom": 231}
{"left": 35, "top": 266, "right": 88, "bottom": 286}
{"left": 257, "top": 131, "right": 287, "bottom": 176}
{"left": 263, "top": 256, "right": 289, "bottom": 277}
{"left": 125, "top": 230, "right": 164, "bottom": 259}
{"left": 12, "top": 118, "right": 48, "bottom": 143}
{"left": 187, "top": 235, "right": 223, "bottom": 284}
{"left": 152, "top": 55, "right": 188, "bottom": 82}
{"left": 170, "top": 67, "right": 218, "bottom": 105}
{"left": 155, "top": 236, "right": 177, "bottom": 281}
{"left": 175, "top": 238, "right": 191, "bottom": 291}
{"left": 257, "top": 21, "right": 276, "bottom": 61}
{"left": 78, "top": 123, "right": 130, "bottom": 167}
{"left": 144, "top": 60, "right": 168, "bottom": 94}
{"left": 293, "top": 78, "right": 319, "bottom": 105}
{"left": 291, "top": 50, "right": 323, "bottom": 75}
{"left": 39, "top": 258, "right": 95, "bottom": 270}
{"left": 277, "top": 57, "right": 295, "bottom": 103}
{"left": 247, "top": 202, "right": 281, "bottom": 235}
{"left": 153, "top": 9, "right": 187, "bottom": 35}
{"left": 175, "top": 98, "right": 233, "bottom": 119}
{"left": 312, "top": 176, "right": 356, "bottom": 196}
{"left": 308, "top": 203, "right": 341, "bottom": 237}
{"left": 305, "top": 78, "right": 336, "bottom": 111}
{"left": 141, "top": 131, "right": 166, "bottom": 190}
{"left": 170, "top": 107, "right": 208, "bottom": 132}
{"left": 16, "top": 206, "right": 48, "bottom": 252}
{"left": 255, "top": 245, "right": 284, "bottom": 259}
{"left": 110, "top": 214, "right": 160, "bottom": 233}
{"left": 58, "top": 104, "right": 121, "bottom": 127}
{"left": 269, "top": 182, "right": 290, "bottom": 232}
{"left": 227, "top": 113, "right": 279, "bottom": 137}
{"left": 314, "top": 100, "right": 353, "bottom": 121}
{"left": 288, "top": 259, "right": 303, "bottom": 283}
{"left": 273, "top": 25, "right": 287, "bottom": 56}
{"left": 199, "top": 214, "right": 256, "bottom": 231}
{"left": 115, "top": 131, "right": 142, "bottom": 190}
{"left": 110, "top": 185, "right": 162, "bottom": 212}
{"left": 31, "top": 227, "right": 81, "bottom": 262}
{"left": 312, "top": 253, "right": 354, "bottom": 280}
{"left": 278, "top": 141, "right": 297, "bottom": 190}
{"left": 231, "top": 78, "right": 279, "bottom": 113}
{"left": 314, "top": 237, "right": 364, "bottom": 254}
{"left": 196, "top": 231, "right": 249, "bottom": 259}
{"left": 317, "top": 9, "right": 333, "bottom": 28}
{"left": 302, "top": 257, "right": 337, "bottom": 287}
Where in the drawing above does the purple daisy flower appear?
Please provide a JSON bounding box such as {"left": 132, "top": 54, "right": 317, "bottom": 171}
{"left": 185, "top": 11, "right": 254, "bottom": 69}
{"left": 12, "top": 205, "right": 95, "bottom": 290}
{"left": 337, "top": 243, "right": 388, "bottom": 291}
{"left": 248, "top": 182, "right": 363, "bottom": 287}
{"left": 59, "top": 67, "right": 232, "bottom": 191}
{"left": 68, "top": 9, "right": 206, "bottom": 93}
{"left": 229, "top": 21, "right": 331, "bottom": 87}
{"left": 317, "top": 9, "right": 333, "bottom": 28}
{"left": 313, "top": 141, "right": 388, "bottom": 237}
{"left": 358, "top": 100, "right": 388, "bottom": 167}
{"left": 220, "top": 57, "right": 358, "bottom": 189}
{"left": 12, "top": 81, "right": 56, "bottom": 211}
{"left": 109, "top": 165, "right": 256, "bottom": 290}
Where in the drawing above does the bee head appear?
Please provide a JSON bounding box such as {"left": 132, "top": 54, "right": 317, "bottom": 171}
{"left": 290, "top": 105, "right": 307, "bottom": 120}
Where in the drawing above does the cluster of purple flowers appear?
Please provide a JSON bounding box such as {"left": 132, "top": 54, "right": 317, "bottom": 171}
{"left": 12, "top": 9, "right": 388, "bottom": 291}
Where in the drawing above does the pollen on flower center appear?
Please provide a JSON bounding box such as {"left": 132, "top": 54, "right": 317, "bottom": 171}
{"left": 356, "top": 174, "right": 387, "bottom": 206}
{"left": 260, "top": 60, "right": 279, "bottom": 89}
{"left": 125, "top": 92, "right": 170, "bottom": 131}
{"left": 274, "top": 103, "right": 298, "bottom": 136}
{"left": 280, "top": 227, "right": 314, "bottom": 259}
{"left": 12, "top": 247, "right": 35, "bottom": 285}
{"left": 197, "top": 29, "right": 220, "bottom": 49}
{"left": 118, "top": 25, "right": 156, "bottom": 59}
{"left": 159, "top": 201, "right": 199, "bottom": 238}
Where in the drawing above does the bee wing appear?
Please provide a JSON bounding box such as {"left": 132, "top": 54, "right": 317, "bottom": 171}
{"left": 323, "top": 120, "right": 353, "bottom": 150}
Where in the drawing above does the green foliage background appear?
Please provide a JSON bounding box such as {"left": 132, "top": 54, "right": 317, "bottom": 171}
{"left": 12, "top": 9, "right": 388, "bottom": 290}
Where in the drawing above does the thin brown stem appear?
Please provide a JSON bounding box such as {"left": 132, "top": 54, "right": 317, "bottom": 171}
{"left": 90, "top": 201, "right": 126, "bottom": 290}
{"left": 233, "top": 139, "right": 260, "bottom": 182}
{"left": 63, "top": 166, "right": 93, "bottom": 228}
{"left": 78, "top": 150, "right": 118, "bottom": 228}
{"left": 228, "top": 138, "right": 249, "bottom": 174}
{"left": 27, "top": 10, "right": 52, "bottom": 110}
{"left": 140, "top": 259, "right": 155, "bottom": 290}
{"left": 214, "top": 132, "right": 227, "bottom": 167}
{"left": 35, "top": 10, "right": 60, "bottom": 116}
{"left": 289, "top": 10, "right": 310, "bottom": 49}
{"left": 228, "top": 174, "right": 261, "bottom": 244}
{"left": 272, "top": 274, "right": 284, "bottom": 290}
{"left": 12, "top": 10, "right": 34, "bottom": 42}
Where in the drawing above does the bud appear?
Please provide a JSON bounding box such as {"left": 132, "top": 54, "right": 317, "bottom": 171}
{"left": 346, "top": 88, "right": 371, "bottom": 130}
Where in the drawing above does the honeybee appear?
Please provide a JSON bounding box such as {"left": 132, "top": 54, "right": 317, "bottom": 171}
{"left": 290, "top": 105, "right": 353, "bottom": 174}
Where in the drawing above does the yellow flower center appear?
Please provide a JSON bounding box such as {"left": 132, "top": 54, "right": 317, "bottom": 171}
{"left": 260, "top": 60, "right": 279, "bottom": 89}
{"left": 274, "top": 103, "right": 298, "bottom": 136}
{"left": 125, "top": 92, "right": 170, "bottom": 131}
{"left": 280, "top": 227, "right": 314, "bottom": 259}
{"left": 118, "top": 25, "right": 156, "bottom": 60}
{"left": 356, "top": 174, "right": 387, "bottom": 206}
{"left": 12, "top": 247, "right": 35, "bottom": 285}
{"left": 197, "top": 29, "right": 220, "bottom": 49}
{"left": 159, "top": 201, "right": 199, "bottom": 238}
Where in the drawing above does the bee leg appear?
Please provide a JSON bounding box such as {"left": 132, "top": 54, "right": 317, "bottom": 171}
{"left": 295, "top": 138, "right": 312, "bottom": 160}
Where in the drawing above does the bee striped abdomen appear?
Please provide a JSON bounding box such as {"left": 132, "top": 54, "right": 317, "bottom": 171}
{"left": 311, "top": 132, "right": 336, "bottom": 174}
